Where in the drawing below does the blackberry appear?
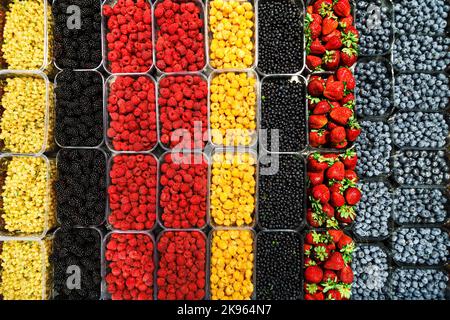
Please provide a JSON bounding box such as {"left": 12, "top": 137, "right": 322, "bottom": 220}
{"left": 258, "top": 154, "right": 305, "bottom": 229}
{"left": 257, "top": 0, "right": 304, "bottom": 74}
{"left": 256, "top": 231, "right": 302, "bottom": 300}
{"left": 56, "top": 149, "right": 106, "bottom": 227}
{"left": 260, "top": 76, "right": 307, "bottom": 153}
{"left": 55, "top": 70, "right": 103, "bottom": 147}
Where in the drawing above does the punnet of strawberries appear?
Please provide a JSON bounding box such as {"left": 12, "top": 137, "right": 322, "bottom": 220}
{"left": 305, "top": 0, "right": 359, "bottom": 71}
{"left": 307, "top": 151, "right": 361, "bottom": 228}
{"left": 304, "top": 230, "right": 355, "bottom": 300}
{"left": 308, "top": 67, "right": 361, "bottom": 149}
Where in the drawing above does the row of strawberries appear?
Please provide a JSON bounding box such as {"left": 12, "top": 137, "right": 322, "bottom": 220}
{"left": 304, "top": 0, "right": 360, "bottom": 301}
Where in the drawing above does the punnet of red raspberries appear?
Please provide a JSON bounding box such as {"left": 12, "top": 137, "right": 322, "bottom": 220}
{"left": 305, "top": 0, "right": 359, "bottom": 71}
{"left": 307, "top": 151, "right": 361, "bottom": 228}
{"left": 308, "top": 67, "right": 360, "bottom": 149}
{"left": 304, "top": 230, "right": 355, "bottom": 300}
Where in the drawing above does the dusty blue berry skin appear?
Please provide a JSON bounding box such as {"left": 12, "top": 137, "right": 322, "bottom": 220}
{"left": 355, "top": 120, "right": 392, "bottom": 178}
{"left": 393, "top": 150, "right": 450, "bottom": 186}
{"left": 393, "top": 188, "right": 448, "bottom": 225}
{"left": 351, "top": 245, "right": 389, "bottom": 300}
{"left": 395, "top": 73, "right": 450, "bottom": 112}
{"left": 392, "top": 112, "right": 448, "bottom": 149}
{"left": 392, "top": 228, "right": 450, "bottom": 266}
{"left": 354, "top": 181, "right": 392, "bottom": 240}
{"left": 355, "top": 59, "right": 393, "bottom": 118}
{"left": 356, "top": 0, "right": 393, "bottom": 56}
{"left": 391, "top": 269, "right": 448, "bottom": 300}
{"left": 393, "top": 34, "right": 450, "bottom": 72}
{"left": 394, "top": 0, "right": 449, "bottom": 35}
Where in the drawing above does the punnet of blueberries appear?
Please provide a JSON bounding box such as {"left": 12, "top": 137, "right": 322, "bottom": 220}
{"left": 257, "top": 0, "right": 303, "bottom": 74}
{"left": 392, "top": 227, "right": 449, "bottom": 266}
{"left": 53, "top": 0, "right": 102, "bottom": 69}
{"left": 260, "top": 76, "right": 307, "bottom": 153}
{"left": 256, "top": 231, "right": 302, "bottom": 300}
{"left": 395, "top": 73, "right": 450, "bottom": 112}
{"left": 55, "top": 70, "right": 104, "bottom": 147}
{"left": 393, "top": 150, "right": 450, "bottom": 186}
{"left": 356, "top": 0, "right": 393, "bottom": 56}
{"left": 393, "top": 34, "right": 450, "bottom": 72}
{"left": 394, "top": 0, "right": 449, "bottom": 35}
{"left": 391, "top": 268, "right": 448, "bottom": 300}
{"left": 355, "top": 58, "right": 393, "bottom": 118}
{"left": 393, "top": 188, "right": 448, "bottom": 225}
{"left": 355, "top": 120, "right": 392, "bottom": 178}
{"left": 55, "top": 149, "right": 107, "bottom": 227}
{"left": 392, "top": 112, "right": 448, "bottom": 149}
{"left": 354, "top": 181, "right": 392, "bottom": 240}
{"left": 52, "top": 227, "right": 101, "bottom": 300}
{"left": 351, "top": 245, "right": 389, "bottom": 300}
{"left": 258, "top": 154, "right": 305, "bottom": 230}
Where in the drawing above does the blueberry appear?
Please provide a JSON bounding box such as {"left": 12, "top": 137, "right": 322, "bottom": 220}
{"left": 391, "top": 269, "right": 448, "bottom": 300}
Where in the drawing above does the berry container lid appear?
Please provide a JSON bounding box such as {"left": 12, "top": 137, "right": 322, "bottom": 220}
{"left": 54, "top": 69, "right": 105, "bottom": 149}
{"left": 152, "top": 0, "right": 208, "bottom": 75}
{"left": 206, "top": 0, "right": 258, "bottom": 72}
{"left": 255, "top": 0, "right": 305, "bottom": 76}
{"left": 101, "top": 230, "right": 157, "bottom": 300}
{"left": 55, "top": 148, "right": 108, "bottom": 228}
{"left": 106, "top": 151, "right": 159, "bottom": 232}
{"left": 103, "top": 73, "right": 160, "bottom": 153}
{"left": 258, "top": 74, "right": 308, "bottom": 154}
{"left": 0, "top": 154, "right": 57, "bottom": 240}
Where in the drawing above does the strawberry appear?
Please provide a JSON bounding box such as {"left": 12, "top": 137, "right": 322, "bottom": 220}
{"left": 325, "top": 74, "right": 336, "bottom": 87}
{"left": 345, "top": 26, "right": 359, "bottom": 40}
{"left": 305, "top": 258, "right": 316, "bottom": 268}
{"left": 330, "top": 192, "right": 345, "bottom": 207}
{"left": 333, "top": 140, "right": 348, "bottom": 149}
{"left": 309, "top": 130, "right": 328, "bottom": 147}
{"left": 305, "top": 266, "right": 324, "bottom": 284}
{"left": 307, "top": 5, "right": 313, "bottom": 14}
{"left": 306, "top": 55, "right": 323, "bottom": 70}
{"left": 323, "top": 153, "right": 339, "bottom": 161}
{"left": 309, "top": 115, "right": 328, "bottom": 129}
{"left": 310, "top": 38, "right": 326, "bottom": 55}
{"left": 329, "top": 106, "right": 353, "bottom": 125}
{"left": 328, "top": 229, "right": 344, "bottom": 243}
{"left": 324, "top": 80, "right": 344, "bottom": 101}
{"left": 329, "top": 126, "right": 346, "bottom": 144}
{"left": 339, "top": 265, "right": 354, "bottom": 284}
{"left": 339, "top": 15, "right": 353, "bottom": 28}
{"left": 304, "top": 244, "right": 312, "bottom": 256}
{"left": 325, "top": 36, "right": 342, "bottom": 50}
{"left": 322, "top": 270, "right": 338, "bottom": 282}
{"left": 313, "top": 101, "right": 332, "bottom": 114}
{"left": 324, "top": 252, "right": 345, "bottom": 270}
{"left": 311, "top": 13, "right": 323, "bottom": 25}
{"left": 304, "top": 283, "right": 321, "bottom": 295}
{"left": 322, "top": 17, "right": 338, "bottom": 35}
{"left": 307, "top": 209, "right": 323, "bottom": 228}
{"left": 333, "top": 0, "right": 351, "bottom": 17}
{"left": 327, "top": 289, "right": 342, "bottom": 300}
{"left": 322, "top": 29, "right": 341, "bottom": 43}
{"left": 304, "top": 294, "right": 315, "bottom": 300}
{"left": 336, "top": 205, "right": 356, "bottom": 223}
{"left": 323, "top": 50, "right": 340, "bottom": 70}
{"left": 308, "top": 170, "right": 325, "bottom": 186}
{"left": 344, "top": 187, "right": 361, "bottom": 205}
{"left": 329, "top": 181, "right": 342, "bottom": 194}
{"left": 327, "top": 161, "right": 345, "bottom": 180}
{"left": 308, "top": 153, "right": 332, "bottom": 171}
{"left": 311, "top": 184, "right": 330, "bottom": 204}
{"left": 313, "top": 0, "right": 332, "bottom": 15}
{"left": 341, "top": 93, "right": 355, "bottom": 107}
{"left": 345, "top": 169, "right": 358, "bottom": 181}
{"left": 341, "top": 47, "right": 358, "bottom": 67}
{"left": 309, "top": 21, "right": 322, "bottom": 40}
{"left": 342, "top": 149, "right": 357, "bottom": 170}
{"left": 346, "top": 120, "right": 361, "bottom": 142}
{"left": 312, "top": 292, "right": 325, "bottom": 300}
{"left": 308, "top": 78, "right": 325, "bottom": 96}
{"left": 337, "top": 234, "right": 353, "bottom": 250}
{"left": 305, "top": 231, "right": 324, "bottom": 245}
{"left": 313, "top": 244, "right": 329, "bottom": 261}
{"left": 336, "top": 67, "right": 355, "bottom": 90}
{"left": 322, "top": 203, "right": 335, "bottom": 218}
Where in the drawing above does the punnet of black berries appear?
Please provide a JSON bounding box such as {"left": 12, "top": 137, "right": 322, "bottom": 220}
{"left": 53, "top": 0, "right": 102, "bottom": 69}
{"left": 256, "top": 231, "right": 302, "bottom": 300}
{"left": 260, "top": 76, "right": 307, "bottom": 153}
{"left": 55, "top": 149, "right": 107, "bottom": 227}
{"left": 55, "top": 70, "right": 104, "bottom": 147}
{"left": 258, "top": 154, "right": 305, "bottom": 229}
{"left": 257, "top": 0, "right": 304, "bottom": 74}
{"left": 51, "top": 227, "right": 101, "bottom": 300}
